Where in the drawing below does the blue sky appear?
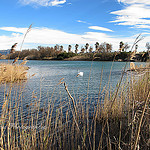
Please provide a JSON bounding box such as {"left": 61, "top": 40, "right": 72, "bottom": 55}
{"left": 0, "top": 0, "right": 150, "bottom": 51}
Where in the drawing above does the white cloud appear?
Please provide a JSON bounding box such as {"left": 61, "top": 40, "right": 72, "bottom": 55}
{"left": 77, "top": 20, "right": 88, "bottom": 24}
{"left": 118, "top": 0, "right": 150, "bottom": 5}
{"left": 89, "top": 26, "right": 113, "bottom": 32}
{"left": 111, "top": 1, "right": 150, "bottom": 29}
{"left": 51, "top": 0, "right": 66, "bottom": 6}
{"left": 19, "top": 0, "right": 66, "bottom": 7}
{"left": 0, "top": 26, "right": 149, "bottom": 51}
{"left": 134, "top": 25, "right": 150, "bottom": 29}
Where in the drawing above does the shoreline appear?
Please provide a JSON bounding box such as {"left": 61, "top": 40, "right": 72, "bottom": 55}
{"left": 0, "top": 58, "right": 149, "bottom": 62}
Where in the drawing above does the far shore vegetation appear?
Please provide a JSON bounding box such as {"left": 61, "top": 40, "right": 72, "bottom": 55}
{"left": 0, "top": 41, "right": 150, "bottom": 62}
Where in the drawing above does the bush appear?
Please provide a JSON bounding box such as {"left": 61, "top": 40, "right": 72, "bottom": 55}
{"left": 116, "top": 52, "right": 131, "bottom": 61}
{"left": 94, "top": 52, "right": 116, "bottom": 61}
{"left": 57, "top": 52, "right": 77, "bottom": 60}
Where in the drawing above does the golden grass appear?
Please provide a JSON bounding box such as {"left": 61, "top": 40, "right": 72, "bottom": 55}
{"left": 0, "top": 62, "right": 28, "bottom": 83}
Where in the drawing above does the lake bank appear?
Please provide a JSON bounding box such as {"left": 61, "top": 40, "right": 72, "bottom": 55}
{"left": 1, "top": 51, "right": 149, "bottom": 62}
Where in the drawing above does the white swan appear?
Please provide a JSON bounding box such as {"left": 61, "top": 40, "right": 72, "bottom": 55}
{"left": 76, "top": 70, "right": 83, "bottom": 77}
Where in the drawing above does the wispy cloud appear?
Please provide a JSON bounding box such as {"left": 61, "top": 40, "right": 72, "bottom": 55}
{"left": 110, "top": 0, "right": 150, "bottom": 29}
{"left": 77, "top": 20, "right": 90, "bottom": 24}
{"left": 118, "top": 0, "right": 150, "bottom": 5}
{"left": 19, "top": 0, "right": 66, "bottom": 7}
{"left": 88, "top": 26, "right": 113, "bottom": 32}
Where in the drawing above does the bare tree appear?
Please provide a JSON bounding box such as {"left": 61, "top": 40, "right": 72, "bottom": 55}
{"left": 89, "top": 46, "right": 93, "bottom": 53}
{"left": 60, "top": 45, "right": 63, "bottom": 52}
{"left": 99, "top": 42, "right": 112, "bottom": 53}
{"left": 81, "top": 47, "right": 85, "bottom": 53}
{"left": 124, "top": 43, "right": 130, "bottom": 51}
{"left": 146, "top": 42, "right": 150, "bottom": 51}
{"left": 54, "top": 44, "right": 60, "bottom": 51}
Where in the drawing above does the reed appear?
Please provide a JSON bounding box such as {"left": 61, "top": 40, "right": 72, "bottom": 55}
{"left": 0, "top": 60, "right": 28, "bottom": 83}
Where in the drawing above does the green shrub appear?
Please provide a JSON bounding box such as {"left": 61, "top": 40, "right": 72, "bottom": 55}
{"left": 57, "top": 52, "right": 77, "bottom": 60}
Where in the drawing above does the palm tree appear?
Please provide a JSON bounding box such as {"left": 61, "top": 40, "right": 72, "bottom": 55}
{"left": 68, "top": 45, "right": 72, "bottom": 52}
{"left": 135, "top": 44, "right": 138, "bottom": 53}
{"left": 119, "top": 41, "right": 124, "bottom": 52}
{"left": 85, "top": 43, "right": 89, "bottom": 53}
{"left": 95, "top": 42, "right": 99, "bottom": 52}
{"left": 75, "top": 44, "right": 79, "bottom": 54}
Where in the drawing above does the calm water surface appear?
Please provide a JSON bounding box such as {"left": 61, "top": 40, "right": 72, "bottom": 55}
{"left": 0, "top": 60, "right": 146, "bottom": 116}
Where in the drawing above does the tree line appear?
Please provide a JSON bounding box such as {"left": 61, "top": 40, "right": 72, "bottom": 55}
{"left": 5, "top": 41, "right": 150, "bottom": 61}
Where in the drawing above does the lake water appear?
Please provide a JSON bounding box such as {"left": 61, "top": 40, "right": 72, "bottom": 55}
{"left": 0, "top": 60, "right": 147, "bottom": 119}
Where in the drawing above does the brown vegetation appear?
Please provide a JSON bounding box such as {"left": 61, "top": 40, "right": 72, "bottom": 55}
{"left": 0, "top": 61, "right": 28, "bottom": 83}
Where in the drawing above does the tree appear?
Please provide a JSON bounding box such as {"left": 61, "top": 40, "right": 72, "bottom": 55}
{"left": 85, "top": 43, "right": 89, "bottom": 53}
{"left": 95, "top": 42, "right": 99, "bottom": 52}
{"left": 99, "top": 42, "right": 112, "bottom": 53}
{"left": 135, "top": 44, "right": 138, "bottom": 53}
{"left": 124, "top": 43, "right": 130, "bottom": 51}
{"left": 106, "top": 43, "right": 112, "bottom": 53}
{"left": 54, "top": 44, "right": 60, "bottom": 52}
{"left": 119, "top": 41, "right": 124, "bottom": 52}
{"left": 146, "top": 42, "right": 150, "bottom": 51}
{"left": 81, "top": 47, "right": 85, "bottom": 53}
{"left": 89, "top": 46, "right": 93, "bottom": 53}
{"left": 75, "top": 44, "right": 79, "bottom": 54}
{"left": 60, "top": 45, "right": 63, "bottom": 52}
{"left": 68, "top": 45, "right": 72, "bottom": 52}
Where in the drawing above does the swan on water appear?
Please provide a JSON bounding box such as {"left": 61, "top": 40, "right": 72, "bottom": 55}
{"left": 76, "top": 71, "right": 83, "bottom": 77}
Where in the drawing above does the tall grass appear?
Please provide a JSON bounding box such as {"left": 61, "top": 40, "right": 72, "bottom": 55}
{"left": 0, "top": 61, "right": 149, "bottom": 150}
{"left": 0, "top": 61, "right": 28, "bottom": 83}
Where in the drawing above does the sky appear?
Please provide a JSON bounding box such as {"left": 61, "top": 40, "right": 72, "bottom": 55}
{"left": 0, "top": 0, "right": 150, "bottom": 52}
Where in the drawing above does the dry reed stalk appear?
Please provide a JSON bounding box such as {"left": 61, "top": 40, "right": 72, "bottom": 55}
{"left": 133, "top": 91, "right": 150, "bottom": 150}
{"left": 19, "top": 24, "right": 32, "bottom": 52}
{"left": 12, "top": 56, "right": 19, "bottom": 64}
{"left": 111, "top": 34, "right": 144, "bottom": 108}
{"left": 107, "top": 119, "right": 112, "bottom": 150}
{"left": 63, "top": 81, "right": 88, "bottom": 149}
{"left": 20, "top": 60, "right": 28, "bottom": 65}
{"left": 64, "top": 82, "right": 77, "bottom": 116}
{"left": 118, "top": 121, "right": 122, "bottom": 150}
{"left": 23, "top": 56, "right": 27, "bottom": 61}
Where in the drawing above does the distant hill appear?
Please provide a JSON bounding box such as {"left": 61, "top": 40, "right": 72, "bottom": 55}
{"left": 0, "top": 50, "right": 10, "bottom": 55}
